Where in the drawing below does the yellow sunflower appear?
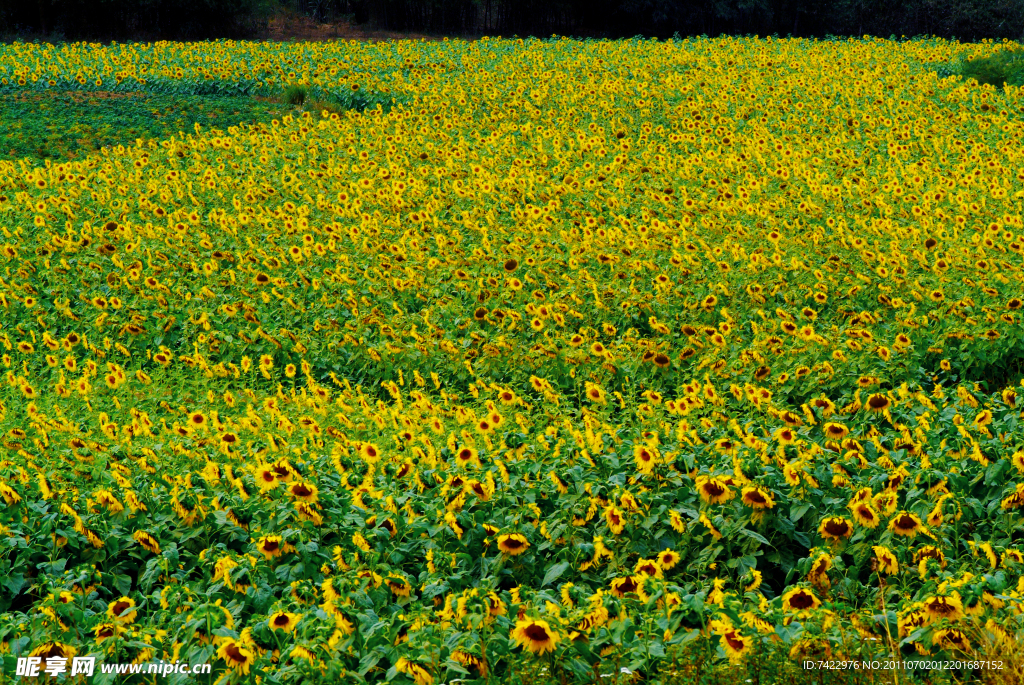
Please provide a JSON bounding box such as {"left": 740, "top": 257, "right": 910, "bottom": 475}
{"left": 497, "top": 533, "right": 530, "bottom": 556}
{"left": 510, "top": 618, "right": 560, "bottom": 655}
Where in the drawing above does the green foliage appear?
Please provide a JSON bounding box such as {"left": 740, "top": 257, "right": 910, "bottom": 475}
{"left": 283, "top": 83, "right": 308, "bottom": 105}
{"left": 0, "top": 91, "right": 294, "bottom": 162}
{"left": 961, "top": 47, "right": 1024, "bottom": 87}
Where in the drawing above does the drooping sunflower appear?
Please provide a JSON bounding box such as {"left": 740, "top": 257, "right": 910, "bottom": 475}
{"left": 133, "top": 530, "right": 161, "bottom": 554}
{"left": 93, "top": 622, "right": 122, "bottom": 643}
{"left": 695, "top": 475, "right": 733, "bottom": 505}
{"left": 29, "top": 642, "right": 77, "bottom": 670}
{"left": 888, "top": 511, "right": 924, "bottom": 538}
{"left": 605, "top": 505, "right": 625, "bottom": 534}
{"left": 781, "top": 587, "right": 821, "bottom": 612}
{"left": 922, "top": 593, "right": 964, "bottom": 622}
{"left": 710, "top": 618, "right": 752, "bottom": 664}
{"left": 387, "top": 575, "right": 413, "bottom": 597}
{"left": 633, "top": 558, "right": 663, "bottom": 579}
{"left": 395, "top": 658, "right": 433, "bottom": 685}
{"left": 931, "top": 629, "right": 970, "bottom": 652}
{"left": 865, "top": 393, "right": 892, "bottom": 413}
{"left": 510, "top": 618, "right": 560, "bottom": 655}
{"left": 217, "top": 639, "right": 255, "bottom": 675}
{"left": 609, "top": 575, "right": 642, "bottom": 598}
{"left": 850, "top": 502, "right": 881, "bottom": 529}
{"left": 744, "top": 569, "right": 763, "bottom": 592}
{"left": 287, "top": 481, "right": 318, "bottom": 503}
{"left": 818, "top": 516, "right": 853, "bottom": 542}
{"left": 822, "top": 422, "right": 849, "bottom": 440}
{"left": 741, "top": 486, "right": 775, "bottom": 509}
{"left": 497, "top": 533, "right": 530, "bottom": 556}
{"left": 873, "top": 546, "right": 899, "bottom": 575}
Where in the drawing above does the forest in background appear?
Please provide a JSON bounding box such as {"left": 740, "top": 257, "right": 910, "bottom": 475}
{"left": 2, "top": 0, "right": 1024, "bottom": 42}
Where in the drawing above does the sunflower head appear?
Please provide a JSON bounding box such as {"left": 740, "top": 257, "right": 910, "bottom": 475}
{"left": 497, "top": 533, "right": 530, "bottom": 556}
{"left": 511, "top": 618, "right": 560, "bottom": 655}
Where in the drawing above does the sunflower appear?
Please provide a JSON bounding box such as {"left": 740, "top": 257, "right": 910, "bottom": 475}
{"left": 710, "top": 618, "right": 751, "bottom": 663}
{"left": 633, "top": 445, "right": 658, "bottom": 474}
{"left": 818, "top": 516, "right": 853, "bottom": 542}
{"left": 497, "top": 533, "right": 530, "bottom": 556}
{"left": 605, "top": 505, "right": 625, "bottom": 534}
{"left": 633, "top": 558, "right": 663, "bottom": 579}
{"left": 695, "top": 475, "right": 733, "bottom": 504}
{"left": 585, "top": 382, "right": 608, "bottom": 405}
{"left": 807, "top": 550, "right": 832, "bottom": 586}
{"left": 922, "top": 593, "right": 963, "bottom": 622}
{"left": 865, "top": 393, "right": 891, "bottom": 413}
{"left": 609, "top": 575, "right": 642, "bottom": 598}
{"left": 359, "top": 442, "right": 381, "bottom": 461}
{"left": 455, "top": 446, "right": 480, "bottom": 467}
{"left": 873, "top": 546, "right": 899, "bottom": 575}
{"left": 888, "top": 511, "right": 924, "bottom": 538}
{"left": 287, "top": 481, "right": 318, "bottom": 503}
{"left": 656, "top": 548, "right": 680, "bottom": 571}
{"left": 699, "top": 512, "right": 723, "bottom": 540}
{"left": 451, "top": 650, "right": 488, "bottom": 677}
{"left": 106, "top": 596, "right": 137, "bottom": 624}
{"left": 741, "top": 486, "right": 775, "bottom": 509}
{"left": 93, "top": 622, "right": 123, "bottom": 643}
{"left": 932, "top": 629, "right": 970, "bottom": 652}
{"left": 511, "top": 618, "right": 560, "bottom": 655}
{"left": 395, "top": 658, "right": 433, "bottom": 685}
{"left": 782, "top": 587, "right": 821, "bottom": 612}
{"left": 254, "top": 465, "right": 279, "bottom": 491}
{"left": 133, "top": 530, "right": 161, "bottom": 554}
{"left": 774, "top": 427, "right": 797, "bottom": 445}
{"left": 268, "top": 611, "right": 301, "bottom": 633}
{"left": 29, "top": 642, "right": 77, "bottom": 670}
{"left": 850, "top": 502, "right": 881, "bottom": 529}
{"left": 217, "top": 639, "right": 255, "bottom": 674}
{"left": 873, "top": 490, "right": 899, "bottom": 516}
{"left": 387, "top": 575, "right": 413, "bottom": 597}
{"left": 822, "top": 422, "right": 849, "bottom": 439}
{"left": 669, "top": 510, "right": 686, "bottom": 533}
{"left": 256, "top": 535, "right": 288, "bottom": 559}
{"left": 913, "top": 545, "right": 946, "bottom": 568}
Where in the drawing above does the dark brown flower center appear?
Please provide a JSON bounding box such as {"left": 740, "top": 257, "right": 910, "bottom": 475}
{"left": 523, "top": 624, "right": 550, "bottom": 641}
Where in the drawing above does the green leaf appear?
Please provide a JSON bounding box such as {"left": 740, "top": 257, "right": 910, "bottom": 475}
{"left": 2, "top": 574, "right": 26, "bottom": 596}
{"left": 542, "top": 561, "right": 570, "bottom": 587}
{"left": 738, "top": 528, "right": 770, "bottom": 546}
{"left": 790, "top": 503, "right": 812, "bottom": 522}
{"left": 442, "top": 659, "right": 470, "bottom": 675}
{"left": 357, "top": 651, "right": 382, "bottom": 676}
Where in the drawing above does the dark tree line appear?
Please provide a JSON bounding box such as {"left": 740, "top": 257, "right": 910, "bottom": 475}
{"left": 3, "top": 0, "right": 1024, "bottom": 41}
{"left": 0, "top": 0, "right": 276, "bottom": 40}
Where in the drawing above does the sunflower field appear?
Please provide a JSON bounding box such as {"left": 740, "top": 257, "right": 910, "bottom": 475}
{"left": 1, "top": 34, "right": 1024, "bottom": 685}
